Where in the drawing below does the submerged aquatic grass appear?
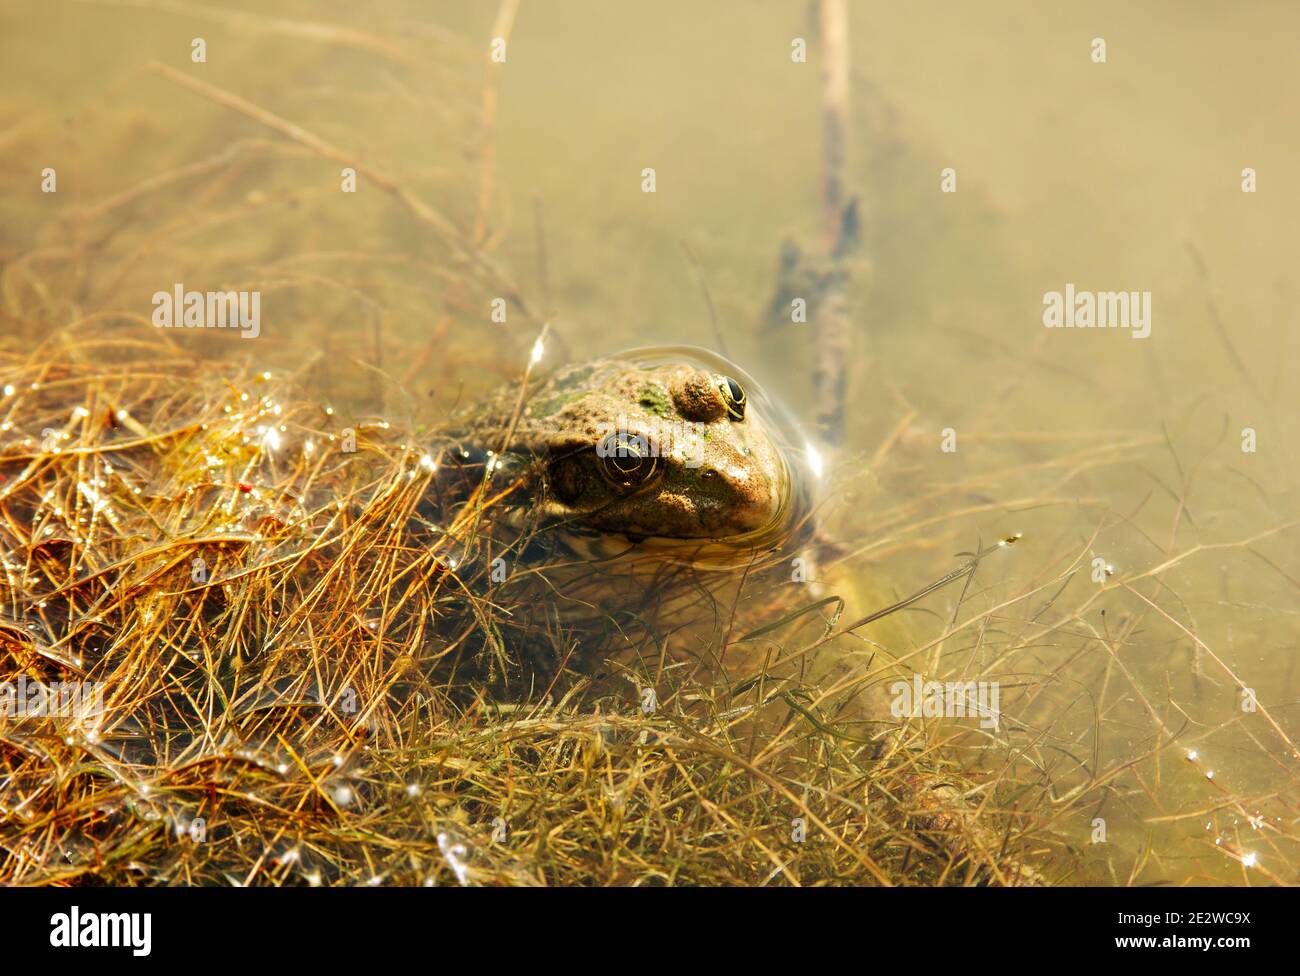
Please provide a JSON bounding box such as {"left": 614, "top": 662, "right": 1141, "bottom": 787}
{"left": 0, "top": 328, "right": 1058, "bottom": 886}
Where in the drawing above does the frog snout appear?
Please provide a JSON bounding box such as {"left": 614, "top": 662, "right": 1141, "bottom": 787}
{"left": 696, "top": 461, "right": 783, "bottom": 535}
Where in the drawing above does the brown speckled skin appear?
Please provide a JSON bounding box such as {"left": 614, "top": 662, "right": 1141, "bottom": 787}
{"left": 473, "top": 359, "right": 791, "bottom": 542}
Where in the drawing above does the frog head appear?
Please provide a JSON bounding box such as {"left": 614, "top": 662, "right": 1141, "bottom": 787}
{"left": 512, "top": 349, "right": 808, "bottom": 548}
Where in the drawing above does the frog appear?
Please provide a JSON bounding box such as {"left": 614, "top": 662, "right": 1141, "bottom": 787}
{"left": 444, "top": 347, "right": 815, "bottom": 561}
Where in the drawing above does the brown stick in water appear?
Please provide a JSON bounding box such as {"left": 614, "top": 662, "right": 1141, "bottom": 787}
{"left": 814, "top": 0, "right": 854, "bottom": 447}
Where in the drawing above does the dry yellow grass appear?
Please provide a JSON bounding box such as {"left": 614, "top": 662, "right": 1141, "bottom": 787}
{"left": 0, "top": 328, "right": 1055, "bottom": 886}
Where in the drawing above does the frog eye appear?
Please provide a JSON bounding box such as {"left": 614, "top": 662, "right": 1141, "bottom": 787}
{"left": 596, "top": 432, "right": 660, "bottom": 488}
{"left": 719, "top": 376, "right": 746, "bottom": 420}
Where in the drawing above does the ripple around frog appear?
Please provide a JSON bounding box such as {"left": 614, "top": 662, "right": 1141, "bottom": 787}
{"left": 449, "top": 345, "right": 827, "bottom": 578}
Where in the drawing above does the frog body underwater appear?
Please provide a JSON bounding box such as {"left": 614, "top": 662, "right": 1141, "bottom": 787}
{"left": 408, "top": 346, "right": 822, "bottom": 685}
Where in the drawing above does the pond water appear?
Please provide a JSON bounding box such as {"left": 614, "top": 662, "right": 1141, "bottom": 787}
{"left": 2, "top": 0, "right": 1296, "bottom": 884}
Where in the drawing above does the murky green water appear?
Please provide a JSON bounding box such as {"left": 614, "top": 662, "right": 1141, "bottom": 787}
{"left": 2, "top": 0, "right": 1297, "bottom": 884}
